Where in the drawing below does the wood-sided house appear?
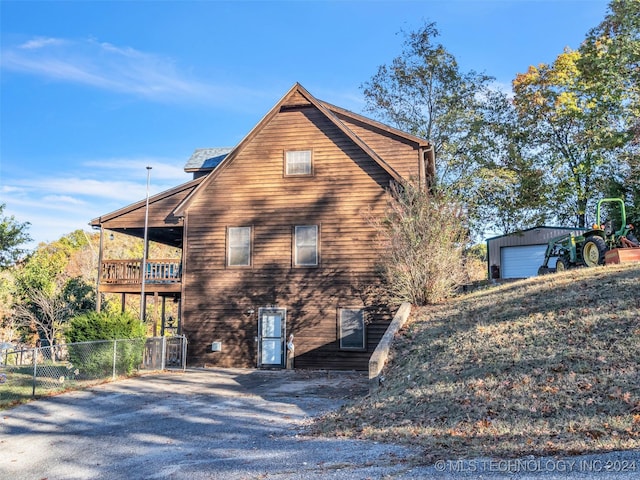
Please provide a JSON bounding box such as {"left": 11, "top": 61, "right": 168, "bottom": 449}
{"left": 90, "top": 83, "right": 433, "bottom": 370}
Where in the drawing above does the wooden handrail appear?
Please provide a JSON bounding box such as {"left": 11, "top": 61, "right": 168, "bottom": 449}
{"left": 101, "top": 259, "right": 181, "bottom": 284}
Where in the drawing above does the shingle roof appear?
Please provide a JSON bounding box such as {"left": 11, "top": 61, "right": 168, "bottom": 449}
{"left": 184, "top": 147, "right": 234, "bottom": 172}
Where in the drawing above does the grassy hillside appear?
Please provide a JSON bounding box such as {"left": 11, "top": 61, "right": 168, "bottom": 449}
{"left": 314, "top": 263, "right": 640, "bottom": 461}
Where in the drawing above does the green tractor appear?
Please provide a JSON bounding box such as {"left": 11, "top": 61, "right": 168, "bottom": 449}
{"left": 538, "top": 198, "right": 640, "bottom": 275}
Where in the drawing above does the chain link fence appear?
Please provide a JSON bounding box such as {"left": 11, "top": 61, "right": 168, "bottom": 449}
{"left": 0, "top": 336, "right": 186, "bottom": 405}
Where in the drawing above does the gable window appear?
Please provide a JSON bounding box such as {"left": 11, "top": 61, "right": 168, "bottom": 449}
{"left": 285, "top": 150, "right": 312, "bottom": 176}
{"left": 294, "top": 225, "right": 318, "bottom": 266}
{"left": 227, "top": 226, "right": 251, "bottom": 267}
{"left": 339, "top": 308, "right": 366, "bottom": 350}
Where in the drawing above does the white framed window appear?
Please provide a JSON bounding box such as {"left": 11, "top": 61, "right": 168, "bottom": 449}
{"left": 285, "top": 150, "right": 312, "bottom": 176}
{"left": 339, "top": 308, "right": 366, "bottom": 350}
{"left": 227, "top": 226, "right": 251, "bottom": 267}
{"left": 294, "top": 225, "right": 318, "bottom": 266}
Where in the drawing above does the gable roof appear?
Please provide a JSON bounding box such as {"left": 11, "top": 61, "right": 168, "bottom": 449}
{"left": 173, "top": 82, "right": 429, "bottom": 217}
{"left": 320, "top": 101, "right": 429, "bottom": 147}
{"left": 89, "top": 176, "right": 204, "bottom": 246}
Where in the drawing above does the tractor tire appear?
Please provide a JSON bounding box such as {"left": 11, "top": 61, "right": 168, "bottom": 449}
{"left": 555, "top": 257, "right": 571, "bottom": 272}
{"left": 582, "top": 237, "right": 607, "bottom": 267}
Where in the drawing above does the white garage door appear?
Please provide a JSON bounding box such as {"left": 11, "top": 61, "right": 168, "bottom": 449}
{"left": 500, "top": 244, "right": 547, "bottom": 278}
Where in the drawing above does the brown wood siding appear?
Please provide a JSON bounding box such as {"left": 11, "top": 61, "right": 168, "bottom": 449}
{"left": 332, "top": 111, "right": 421, "bottom": 180}
{"left": 182, "top": 106, "right": 397, "bottom": 370}
{"left": 283, "top": 90, "right": 312, "bottom": 107}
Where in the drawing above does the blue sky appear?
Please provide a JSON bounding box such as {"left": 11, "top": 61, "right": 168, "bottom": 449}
{"left": 1, "top": 0, "right": 611, "bottom": 248}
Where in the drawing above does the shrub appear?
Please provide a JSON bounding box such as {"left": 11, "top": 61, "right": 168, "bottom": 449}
{"left": 370, "top": 181, "right": 468, "bottom": 305}
{"left": 65, "top": 311, "right": 146, "bottom": 342}
{"left": 65, "top": 311, "right": 146, "bottom": 378}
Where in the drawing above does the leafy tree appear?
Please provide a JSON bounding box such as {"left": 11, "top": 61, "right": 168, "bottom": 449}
{"left": 62, "top": 277, "right": 96, "bottom": 313}
{"left": 362, "top": 22, "right": 494, "bottom": 194}
{"left": 0, "top": 269, "right": 19, "bottom": 342}
{"left": 579, "top": 0, "right": 639, "bottom": 140}
{"left": 0, "top": 204, "right": 31, "bottom": 269}
{"left": 361, "top": 22, "right": 553, "bottom": 239}
{"left": 369, "top": 181, "right": 468, "bottom": 305}
{"left": 468, "top": 89, "right": 551, "bottom": 235}
{"left": 579, "top": 0, "right": 640, "bottom": 224}
{"left": 12, "top": 230, "right": 97, "bottom": 345}
{"left": 512, "top": 48, "right": 622, "bottom": 227}
{"left": 14, "top": 243, "right": 66, "bottom": 296}
{"left": 512, "top": 0, "right": 640, "bottom": 228}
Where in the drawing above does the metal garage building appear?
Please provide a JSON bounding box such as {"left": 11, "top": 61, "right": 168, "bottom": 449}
{"left": 486, "top": 226, "right": 586, "bottom": 279}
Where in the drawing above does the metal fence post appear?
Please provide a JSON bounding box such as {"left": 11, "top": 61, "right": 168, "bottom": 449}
{"left": 32, "top": 347, "right": 37, "bottom": 397}
{"left": 182, "top": 336, "right": 187, "bottom": 370}
{"left": 161, "top": 336, "right": 166, "bottom": 370}
{"left": 112, "top": 340, "right": 117, "bottom": 380}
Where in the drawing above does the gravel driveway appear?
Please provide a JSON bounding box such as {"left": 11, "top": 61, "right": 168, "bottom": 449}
{"left": 1, "top": 368, "right": 638, "bottom": 479}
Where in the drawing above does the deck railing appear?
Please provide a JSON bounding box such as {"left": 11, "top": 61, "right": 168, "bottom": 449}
{"left": 101, "top": 259, "right": 181, "bottom": 284}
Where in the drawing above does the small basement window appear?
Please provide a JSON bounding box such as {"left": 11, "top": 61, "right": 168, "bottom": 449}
{"left": 339, "top": 308, "right": 366, "bottom": 350}
{"left": 285, "top": 150, "right": 312, "bottom": 176}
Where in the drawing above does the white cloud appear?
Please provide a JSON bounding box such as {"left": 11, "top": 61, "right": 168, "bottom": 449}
{"left": 2, "top": 154, "right": 192, "bottom": 249}
{"left": 82, "top": 157, "right": 187, "bottom": 182}
{"left": 1, "top": 36, "right": 247, "bottom": 105}
{"left": 1, "top": 185, "right": 26, "bottom": 195}
{"left": 20, "top": 37, "right": 68, "bottom": 50}
{"left": 41, "top": 195, "right": 85, "bottom": 205}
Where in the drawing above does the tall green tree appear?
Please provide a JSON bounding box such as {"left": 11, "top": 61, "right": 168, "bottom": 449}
{"left": 468, "top": 89, "right": 551, "bottom": 234}
{"left": 13, "top": 230, "right": 96, "bottom": 345}
{"left": 513, "top": 48, "right": 624, "bottom": 227}
{"left": 512, "top": 0, "right": 639, "bottom": 227}
{"left": 362, "top": 22, "right": 494, "bottom": 194}
{"left": 0, "top": 204, "right": 31, "bottom": 269}
{"left": 361, "top": 22, "right": 551, "bottom": 239}
{"left": 579, "top": 0, "right": 640, "bottom": 224}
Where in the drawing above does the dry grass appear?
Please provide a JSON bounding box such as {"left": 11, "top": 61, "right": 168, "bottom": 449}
{"left": 314, "top": 263, "right": 640, "bottom": 461}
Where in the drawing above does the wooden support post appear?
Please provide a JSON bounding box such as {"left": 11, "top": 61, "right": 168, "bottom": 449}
{"left": 153, "top": 292, "right": 159, "bottom": 336}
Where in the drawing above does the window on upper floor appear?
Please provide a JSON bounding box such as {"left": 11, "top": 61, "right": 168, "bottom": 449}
{"left": 338, "top": 307, "right": 366, "bottom": 350}
{"left": 294, "top": 225, "right": 318, "bottom": 266}
{"left": 227, "top": 226, "right": 251, "bottom": 267}
{"left": 285, "top": 150, "right": 312, "bottom": 176}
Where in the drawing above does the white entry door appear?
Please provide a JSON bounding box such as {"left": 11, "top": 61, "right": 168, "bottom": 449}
{"left": 258, "top": 308, "right": 286, "bottom": 368}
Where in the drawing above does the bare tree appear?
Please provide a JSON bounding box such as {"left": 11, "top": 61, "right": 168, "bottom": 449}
{"left": 369, "top": 181, "right": 468, "bottom": 305}
{"left": 14, "top": 287, "right": 71, "bottom": 347}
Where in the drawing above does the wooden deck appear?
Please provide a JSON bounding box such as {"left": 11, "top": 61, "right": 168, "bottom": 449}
{"left": 99, "top": 259, "right": 182, "bottom": 293}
